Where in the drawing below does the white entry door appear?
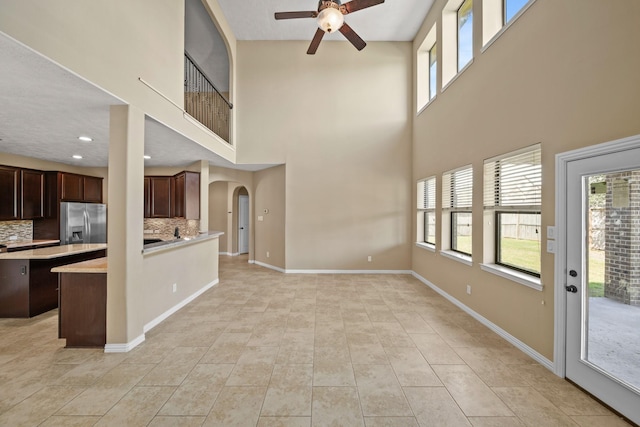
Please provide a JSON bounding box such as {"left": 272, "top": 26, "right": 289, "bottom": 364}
{"left": 565, "top": 141, "right": 640, "bottom": 424}
{"left": 238, "top": 195, "right": 249, "bottom": 254}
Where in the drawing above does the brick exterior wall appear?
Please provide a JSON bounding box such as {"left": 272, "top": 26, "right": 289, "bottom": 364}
{"left": 604, "top": 171, "right": 640, "bottom": 306}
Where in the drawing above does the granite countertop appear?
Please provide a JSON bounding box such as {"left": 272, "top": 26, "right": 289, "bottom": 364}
{"left": 0, "top": 239, "right": 60, "bottom": 250}
{"left": 51, "top": 257, "right": 107, "bottom": 274}
{"left": 143, "top": 231, "right": 223, "bottom": 254}
{"left": 0, "top": 244, "right": 107, "bottom": 260}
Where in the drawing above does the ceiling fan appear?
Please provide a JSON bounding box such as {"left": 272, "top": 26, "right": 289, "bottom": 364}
{"left": 274, "top": 0, "right": 385, "bottom": 55}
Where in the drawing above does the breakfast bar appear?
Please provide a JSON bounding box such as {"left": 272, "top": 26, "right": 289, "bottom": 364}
{"left": 52, "top": 257, "right": 107, "bottom": 347}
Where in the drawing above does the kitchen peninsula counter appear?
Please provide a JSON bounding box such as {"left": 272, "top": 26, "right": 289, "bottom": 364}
{"left": 0, "top": 239, "right": 60, "bottom": 251}
{"left": 143, "top": 231, "right": 223, "bottom": 254}
{"left": 0, "top": 244, "right": 107, "bottom": 260}
{"left": 0, "top": 244, "right": 107, "bottom": 318}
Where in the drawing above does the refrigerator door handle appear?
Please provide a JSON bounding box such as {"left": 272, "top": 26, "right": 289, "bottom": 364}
{"left": 84, "top": 210, "right": 91, "bottom": 242}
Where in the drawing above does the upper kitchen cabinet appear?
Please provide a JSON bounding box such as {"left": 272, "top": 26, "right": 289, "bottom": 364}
{"left": 174, "top": 171, "right": 200, "bottom": 220}
{"left": 0, "top": 166, "right": 44, "bottom": 220}
{"left": 143, "top": 171, "right": 200, "bottom": 219}
{"left": 59, "top": 172, "right": 103, "bottom": 203}
{"left": 148, "top": 176, "right": 173, "bottom": 218}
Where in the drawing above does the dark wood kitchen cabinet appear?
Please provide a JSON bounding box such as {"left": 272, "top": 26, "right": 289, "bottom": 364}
{"left": 60, "top": 172, "right": 103, "bottom": 203}
{"left": 149, "top": 176, "right": 174, "bottom": 218}
{"left": 0, "top": 166, "right": 44, "bottom": 220}
{"left": 174, "top": 171, "right": 200, "bottom": 219}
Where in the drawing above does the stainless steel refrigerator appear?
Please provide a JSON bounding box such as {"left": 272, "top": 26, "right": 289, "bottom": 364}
{"left": 60, "top": 202, "right": 107, "bottom": 244}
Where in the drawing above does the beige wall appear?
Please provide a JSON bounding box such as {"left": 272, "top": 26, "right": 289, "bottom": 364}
{"left": 142, "top": 237, "right": 219, "bottom": 325}
{"left": 0, "top": 0, "right": 236, "bottom": 160}
{"left": 412, "top": 0, "right": 640, "bottom": 359}
{"left": 209, "top": 181, "right": 230, "bottom": 251}
{"left": 254, "top": 165, "right": 286, "bottom": 269}
{"left": 236, "top": 41, "right": 413, "bottom": 270}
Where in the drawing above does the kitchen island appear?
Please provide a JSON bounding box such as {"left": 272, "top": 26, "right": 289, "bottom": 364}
{"left": 52, "top": 257, "right": 107, "bottom": 347}
{"left": 0, "top": 243, "right": 106, "bottom": 317}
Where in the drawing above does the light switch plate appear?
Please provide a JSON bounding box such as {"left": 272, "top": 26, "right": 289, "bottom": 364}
{"left": 547, "top": 240, "right": 556, "bottom": 253}
{"left": 258, "top": 216, "right": 264, "bottom": 222}
{"left": 547, "top": 226, "right": 556, "bottom": 240}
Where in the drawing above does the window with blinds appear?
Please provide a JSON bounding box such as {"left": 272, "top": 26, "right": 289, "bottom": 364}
{"left": 443, "top": 166, "right": 473, "bottom": 255}
{"left": 484, "top": 144, "right": 541, "bottom": 275}
{"left": 417, "top": 177, "right": 436, "bottom": 245}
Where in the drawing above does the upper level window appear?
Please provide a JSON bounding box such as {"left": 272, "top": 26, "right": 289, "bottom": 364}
{"left": 457, "top": 0, "right": 473, "bottom": 71}
{"left": 443, "top": 166, "right": 473, "bottom": 256}
{"left": 417, "top": 25, "right": 437, "bottom": 111}
{"left": 417, "top": 176, "right": 437, "bottom": 246}
{"left": 429, "top": 43, "right": 437, "bottom": 101}
{"left": 483, "top": 0, "right": 534, "bottom": 46}
{"left": 483, "top": 144, "right": 541, "bottom": 276}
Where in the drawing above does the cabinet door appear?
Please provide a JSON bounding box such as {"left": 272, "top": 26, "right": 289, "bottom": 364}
{"left": 61, "top": 173, "right": 83, "bottom": 201}
{"left": 150, "top": 177, "right": 172, "bottom": 218}
{"left": 0, "top": 166, "right": 20, "bottom": 220}
{"left": 21, "top": 169, "right": 44, "bottom": 219}
{"left": 184, "top": 172, "right": 200, "bottom": 220}
{"left": 143, "top": 177, "right": 151, "bottom": 218}
{"left": 174, "top": 173, "right": 185, "bottom": 218}
{"left": 83, "top": 176, "right": 103, "bottom": 203}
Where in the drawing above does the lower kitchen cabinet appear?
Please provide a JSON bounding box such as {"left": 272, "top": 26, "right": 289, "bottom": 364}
{"left": 58, "top": 271, "right": 106, "bottom": 347}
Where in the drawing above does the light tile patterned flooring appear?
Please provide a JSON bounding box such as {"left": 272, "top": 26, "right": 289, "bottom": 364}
{"left": 0, "top": 255, "right": 632, "bottom": 426}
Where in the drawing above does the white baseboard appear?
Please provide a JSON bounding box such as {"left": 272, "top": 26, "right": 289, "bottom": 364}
{"left": 143, "top": 279, "right": 219, "bottom": 334}
{"left": 104, "top": 333, "right": 145, "bottom": 353}
{"left": 412, "top": 271, "right": 555, "bottom": 373}
{"left": 254, "top": 260, "right": 286, "bottom": 273}
{"left": 286, "top": 269, "right": 413, "bottom": 274}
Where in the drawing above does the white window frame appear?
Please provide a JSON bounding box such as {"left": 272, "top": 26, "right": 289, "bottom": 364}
{"left": 441, "top": 165, "right": 473, "bottom": 265}
{"left": 481, "top": 144, "right": 543, "bottom": 290}
{"left": 482, "top": 0, "right": 536, "bottom": 50}
{"left": 442, "top": 0, "right": 474, "bottom": 88}
{"left": 417, "top": 24, "right": 437, "bottom": 113}
{"left": 417, "top": 176, "right": 437, "bottom": 250}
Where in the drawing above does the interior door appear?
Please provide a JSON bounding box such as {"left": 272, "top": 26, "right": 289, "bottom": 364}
{"left": 238, "top": 195, "right": 249, "bottom": 254}
{"left": 565, "top": 146, "right": 640, "bottom": 424}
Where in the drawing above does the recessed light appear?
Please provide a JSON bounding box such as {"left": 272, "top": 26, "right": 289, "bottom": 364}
{"left": 72, "top": 154, "right": 83, "bottom": 159}
{"left": 78, "top": 136, "right": 93, "bottom": 142}
{"left": 143, "top": 155, "right": 151, "bottom": 160}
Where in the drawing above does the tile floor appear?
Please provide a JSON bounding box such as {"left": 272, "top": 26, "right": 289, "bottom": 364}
{"left": 0, "top": 255, "right": 633, "bottom": 426}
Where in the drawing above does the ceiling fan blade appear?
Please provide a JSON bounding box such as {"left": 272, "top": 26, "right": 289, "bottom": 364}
{"left": 275, "top": 11, "right": 317, "bottom": 20}
{"left": 339, "top": 22, "right": 366, "bottom": 51}
{"left": 307, "top": 28, "right": 325, "bottom": 55}
{"left": 340, "top": 0, "right": 384, "bottom": 15}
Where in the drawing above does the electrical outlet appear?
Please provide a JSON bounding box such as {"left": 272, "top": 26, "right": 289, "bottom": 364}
{"left": 466, "top": 285, "right": 471, "bottom": 295}
{"left": 172, "top": 283, "right": 177, "bottom": 293}
{"left": 266, "top": 251, "right": 270, "bottom": 258}
{"left": 367, "top": 256, "right": 372, "bottom": 262}
{"left": 9, "top": 235, "right": 17, "bottom": 241}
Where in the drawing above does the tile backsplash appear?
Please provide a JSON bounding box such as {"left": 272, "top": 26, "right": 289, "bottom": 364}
{"left": 143, "top": 218, "right": 200, "bottom": 240}
{"left": 0, "top": 220, "right": 33, "bottom": 242}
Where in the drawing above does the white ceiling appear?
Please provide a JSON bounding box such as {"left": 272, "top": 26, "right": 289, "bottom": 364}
{"left": 218, "top": 0, "right": 434, "bottom": 42}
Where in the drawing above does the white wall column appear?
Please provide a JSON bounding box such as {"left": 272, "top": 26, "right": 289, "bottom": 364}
{"left": 106, "top": 105, "right": 146, "bottom": 350}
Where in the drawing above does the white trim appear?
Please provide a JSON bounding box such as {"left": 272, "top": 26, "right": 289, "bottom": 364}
{"left": 220, "top": 252, "right": 241, "bottom": 257}
{"left": 248, "top": 259, "right": 255, "bottom": 264}
{"left": 285, "top": 269, "right": 413, "bottom": 275}
{"left": 441, "top": 59, "right": 473, "bottom": 93}
{"left": 554, "top": 133, "right": 640, "bottom": 378}
{"left": 416, "top": 242, "right": 436, "bottom": 252}
{"left": 417, "top": 94, "right": 436, "bottom": 116}
{"left": 254, "top": 260, "right": 286, "bottom": 273}
{"left": 412, "top": 271, "right": 554, "bottom": 372}
{"left": 440, "top": 249, "right": 473, "bottom": 266}
{"left": 104, "top": 334, "right": 145, "bottom": 353}
{"left": 143, "top": 279, "right": 219, "bottom": 333}
{"left": 481, "top": 0, "right": 537, "bottom": 53}
{"left": 480, "top": 263, "right": 542, "bottom": 291}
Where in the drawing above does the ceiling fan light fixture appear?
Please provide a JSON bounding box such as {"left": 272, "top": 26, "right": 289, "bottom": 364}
{"left": 317, "top": 7, "right": 344, "bottom": 33}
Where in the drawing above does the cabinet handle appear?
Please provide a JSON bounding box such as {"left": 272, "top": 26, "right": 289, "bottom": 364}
{"left": 21, "top": 265, "right": 27, "bottom": 275}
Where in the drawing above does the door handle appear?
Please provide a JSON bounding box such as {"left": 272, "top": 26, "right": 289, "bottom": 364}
{"left": 565, "top": 285, "right": 578, "bottom": 293}
{"left": 569, "top": 270, "right": 578, "bottom": 277}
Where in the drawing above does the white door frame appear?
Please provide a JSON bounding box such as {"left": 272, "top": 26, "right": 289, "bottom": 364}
{"left": 554, "top": 133, "right": 640, "bottom": 377}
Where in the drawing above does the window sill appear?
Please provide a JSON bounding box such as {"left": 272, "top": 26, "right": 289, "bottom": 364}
{"left": 481, "top": 0, "right": 537, "bottom": 54}
{"left": 416, "top": 242, "right": 436, "bottom": 252}
{"left": 441, "top": 59, "right": 474, "bottom": 93}
{"left": 440, "top": 250, "right": 472, "bottom": 266}
{"left": 480, "top": 263, "right": 543, "bottom": 291}
{"left": 417, "top": 95, "right": 437, "bottom": 116}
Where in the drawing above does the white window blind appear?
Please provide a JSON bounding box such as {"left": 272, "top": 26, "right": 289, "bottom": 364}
{"left": 443, "top": 166, "right": 473, "bottom": 209}
{"left": 418, "top": 177, "right": 436, "bottom": 210}
{"left": 484, "top": 144, "right": 541, "bottom": 210}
